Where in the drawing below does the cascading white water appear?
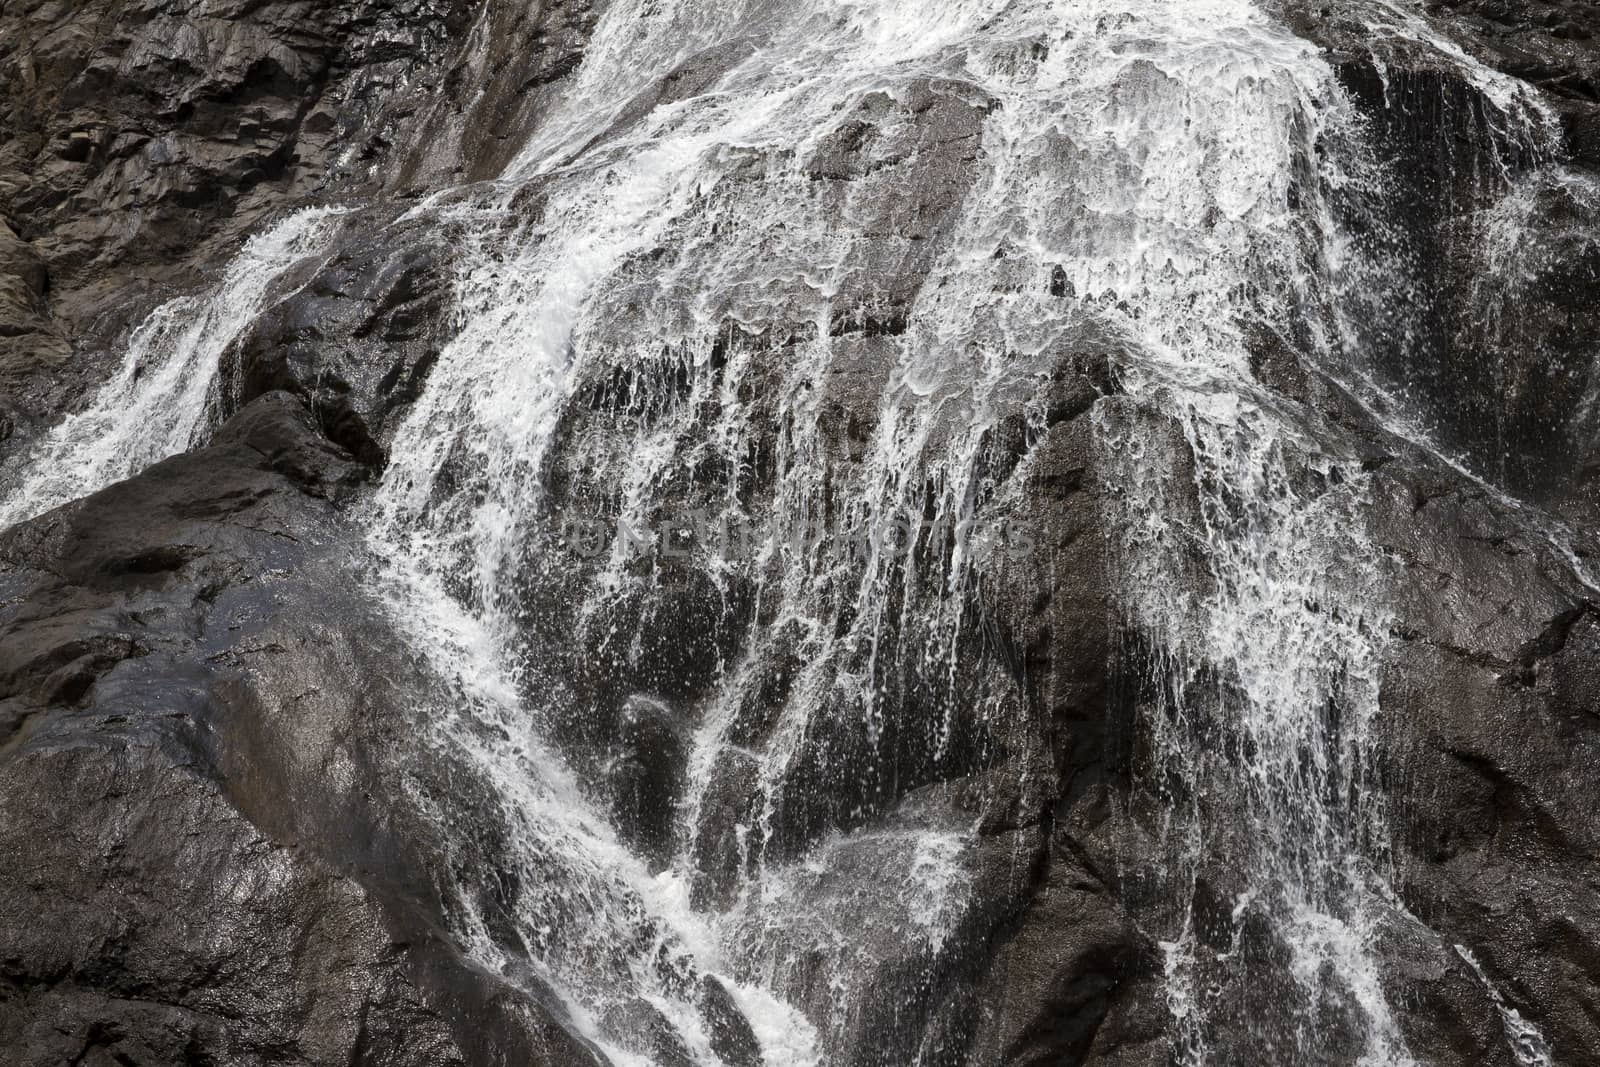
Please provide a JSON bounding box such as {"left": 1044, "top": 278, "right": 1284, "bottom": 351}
{"left": 365, "top": 1, "right": 1453, "bottom": 1062}
{"left": 366, "top": 4, "right": 1045, "bottom": 1059}
{"left": 0, "top": 207, "right": 348, "bottom": 528}
{"left": 1, "top": 0, "right": 1580, "bottom": 1062}
{"left": 1010, "top": 6, "right": 1413, "bottom": 1062}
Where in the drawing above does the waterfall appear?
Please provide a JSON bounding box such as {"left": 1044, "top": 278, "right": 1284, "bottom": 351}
{"left": 365, "top": 0, "right": 1466, "bottom": 1062}
{"left": 0, "top": 207, "right": 349, "bottom": 528}
{"left": 2, "top": 0, "right": 1579, "bottom": 1062}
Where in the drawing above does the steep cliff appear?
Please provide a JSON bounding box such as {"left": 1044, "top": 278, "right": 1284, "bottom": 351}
{"left": 1, "top": 2, "right": 1597, "bottom": 1066}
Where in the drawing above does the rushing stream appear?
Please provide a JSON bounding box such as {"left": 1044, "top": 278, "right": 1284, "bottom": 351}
{"left": 0, "top": 0, "right": 1582, "bottom": 1063}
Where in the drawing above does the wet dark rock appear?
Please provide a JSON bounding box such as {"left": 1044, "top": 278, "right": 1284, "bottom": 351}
{"left": 0, "top": 393, "right": 600, "bottom": 1066}
{"left": 1, "top": 0, "right": 463, "bottom": 296}
{"left": 1423, "top": 1, "right": 1600, "bottom": 154}
{"left": 384, "top": 0, "right": 599, "bottom": 193}
{"left": 600, "top": 998, "right": 697, "bottom": 1067}
{"left": 0, "top": 0, "right": 593, "bottom": 459}
{"left": 965, "top": 843, "right": 1149, "bottom": 1067}
{"left": 1284, "top": 0, "right": 1600, "bottom": 524}
{"left": 232, "top": 206, "right": 457, "bottom": 464}
{"left": 700, "top": 975, "right": 764, "bottom": 1067}
{"left": 687, "top": 748, "right": 763, "bottom": 912}
{"left": 606, "top": 694, "right": 692, "bottom": 866}
{"left": 0, "top": 219, "right": 71, "bottom": 445}
{"left": 1374, "top": 909, "right": 1517, "bottom": 1067}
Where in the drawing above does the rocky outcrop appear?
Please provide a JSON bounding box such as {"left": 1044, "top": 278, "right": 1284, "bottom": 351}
{"left": 0, "top": 0, "right": 427, "bottom": 438}
{"left": 0, "top": 218, "right": 69, "bottom": 444}
{"left": 1426, "top": 0, "right": 1600, "bottom": 163}
{"left": 0, "top": 0, "right": 605, "bottom": 449}
{"left": 1277, "top": 0, "right": 1600, "bottom": 524}
{"left": 0, "top": 394, "right": 600, "bottom": 1065}
{"left": 1371, "top": 461, "right": 1600, "bottom": 1064}
{"left": 230, "top": 205, "right": 457, "bottom": 466}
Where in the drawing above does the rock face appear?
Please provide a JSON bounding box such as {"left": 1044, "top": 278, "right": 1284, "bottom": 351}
{"left": 0, "top": 0, "right": 597, "bottom": 442}
{"left": 1, "top": 2, "right": 1598, "bottom": 1066}
{"left": 0, "top": 395, "right": 602, "bottom": 1065}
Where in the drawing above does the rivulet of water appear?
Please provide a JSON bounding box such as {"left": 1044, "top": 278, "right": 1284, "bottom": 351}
{"left": 0, "top": 207, "right": 349, "bottom": 529}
